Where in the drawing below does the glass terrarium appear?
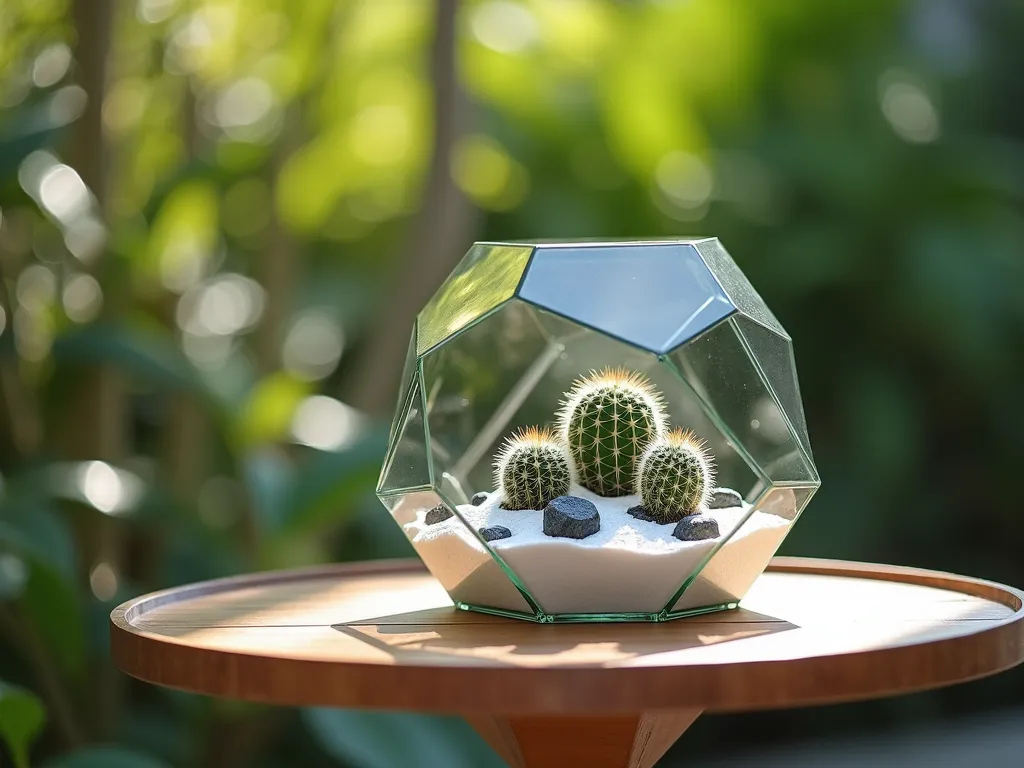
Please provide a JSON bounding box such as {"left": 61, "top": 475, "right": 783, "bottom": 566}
{"left": 376, "top": 239, "right": 819, "bottom": 622}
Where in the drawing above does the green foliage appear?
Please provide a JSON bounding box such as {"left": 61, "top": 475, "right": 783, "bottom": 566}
{"left": 0, "top": 681, "right": 45, "bottom": 768}
{"left": 44, "top": 747, "right": 170, "bottom": 768}
{"left": 301, "top": 708, "right": 504, "bottom": 768}
{"left": 635, "top": 430, "right": 715, "bottom": 524}
{"left": 495, "top": 427, "right": 572, "bottom": 510}
{"left": 558, "top": 369, "right": 666, "bottom": 497}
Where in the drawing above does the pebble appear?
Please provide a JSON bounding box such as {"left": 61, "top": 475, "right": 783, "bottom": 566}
{"left": 480, "top": 525, "right": 512, "bottom": 542}
{"left": 543, "top": 495, "right": 600, "bottom": 539}
{"left": 424, "top": 504, "right": 453, "bottom": 525}
{"left": 707, "top": 488, "right": 743, "bottom": 509}
{"left": 673, "top": 514, "right": 720, "bottom": 541}
{"left": 471, "top": 492, "right": 490, "bottom": 506}
{"left": 626, "top": 505, "right": 660, "bottom": 523}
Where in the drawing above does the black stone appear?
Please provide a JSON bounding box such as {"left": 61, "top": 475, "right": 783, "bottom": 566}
{"left": 471, "top": 492, "right": 490, "bottom": 506}
{"left": 543, "top": 495, "right": 600, "bottom": 539}
{"left": 627, "top": 505, "right": 661, "bottom": 523}
{"left": 707, "top": 488, "right": 743, "bottom": 509}
{"left": 480, "top": 525, "right": 512, "bottom": 542}
{"left": 673, "top": 514, "right": 720, "bottom": 542}
{"left": 424, "top": 504, "right": 453, "bottom": 525}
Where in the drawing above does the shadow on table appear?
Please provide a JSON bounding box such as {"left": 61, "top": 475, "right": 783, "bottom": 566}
{"left": 331, "top": 606, "right": 799, "bottom": 668}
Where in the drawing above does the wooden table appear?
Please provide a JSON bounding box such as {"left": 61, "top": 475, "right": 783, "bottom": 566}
{"left": 110, "top": 557, "right": 1024, "bottom": 768}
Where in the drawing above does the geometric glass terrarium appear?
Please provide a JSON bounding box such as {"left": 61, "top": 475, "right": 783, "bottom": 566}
{"left": 376, "top": 239, "right": 819, "bottom": 622}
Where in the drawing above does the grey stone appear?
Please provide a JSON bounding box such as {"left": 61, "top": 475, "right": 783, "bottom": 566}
{"left": 543, "top": 495, "right": 600, "bottom": 539}
{"left": 627, "top": 505, "right": 661, "bottom": 523}
{"left": 480, "top": 525, "right": 512, "bottom": 542}
{"left": 707, "top": 487, "right": 743, "bottom": 509}
{"left": 424, "top": 504, "right": 453, "bottom": 525}
{"left": 471, "top": 492, "right": 490, "bottom": 506}
{"left": 673, "top": 514, "right": 720, "bottom": 542}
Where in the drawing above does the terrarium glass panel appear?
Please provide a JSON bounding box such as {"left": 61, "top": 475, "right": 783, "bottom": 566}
{"left": 377, "top": 239, "right": 819, "bottom": 622}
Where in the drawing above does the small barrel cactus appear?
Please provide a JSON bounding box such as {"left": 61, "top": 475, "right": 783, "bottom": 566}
{"left": 635, "top": 429, "right": 715, "bottom": 524}
{"left": 557, "top": 368, "right": 666, "bottom": 497}
{"left": 495, "top": 426, "right": 572, "bottom": 510}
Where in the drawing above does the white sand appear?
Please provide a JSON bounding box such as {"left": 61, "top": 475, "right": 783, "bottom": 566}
{"left": 404, "top": 485, "right": 790, "bottom": 616}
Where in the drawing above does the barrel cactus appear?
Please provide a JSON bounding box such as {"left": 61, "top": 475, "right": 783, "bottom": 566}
{"left": 557, "top": 368, "right": 666, "bottom": 496}
{"left": 635, "top": 429, "right": 715, "bottom": 524}
{"left": 495, "top": 426, "right": 572, "bottom": 511}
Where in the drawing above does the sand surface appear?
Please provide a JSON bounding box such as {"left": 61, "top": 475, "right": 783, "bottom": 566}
{"left": 405, "top": 485, "right": 790, "bottom": 615}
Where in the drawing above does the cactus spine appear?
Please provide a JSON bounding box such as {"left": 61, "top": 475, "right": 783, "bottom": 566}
{"left": 495, "top": 426, "right": 572, "bottom": 510}
{"left": 557, "top": 368, "right": 666, "bottom": 497}
{"left": 635, "top": 429, "right": 715, "bottom": 524}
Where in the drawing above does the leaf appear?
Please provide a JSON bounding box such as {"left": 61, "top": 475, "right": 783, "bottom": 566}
{"left": 0, "top": 89, "right": 81, "bottom": 178}
{"left": 281, "top": 429, "right": 388, "bottom": 536}
{"left": 20, "top": 557, "right": 86, "bottom": 675}
{"left": 0, "top": 499, "right": 75, "bottom": 582}
{"left": 0, "top": 553, "right": 29, "bottom": 601}
{"left": 242, "top": 448, "right": 292, "bottom": 534}
{"left": 0, "top": 681, "right": 46, "bottom": 768}
{"left": 302, "top": 709, "right": 504, "bottom": 768}
{"left": 232, "top": 373, "right": 309, "bottom": 449}
{"left": 52, "top": 324, "right": 208, "bottom": 400}
{"left": 44, "top": 747, "right": 170, "bottom": 768}
{"left": 0, "top": 496, "right": 84, "bottom": 672}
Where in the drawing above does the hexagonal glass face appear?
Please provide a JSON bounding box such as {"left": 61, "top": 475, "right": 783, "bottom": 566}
{"left": 377, "top": 239, "right": 819, "bottom": 622}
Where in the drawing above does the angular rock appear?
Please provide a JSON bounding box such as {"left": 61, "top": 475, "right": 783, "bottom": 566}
{"left": 673, "top": 514, "right": 720, "bottom": 542}
{"left": 707, "top": 487, "right": 743, "bottom": 509}
{"left": 471, "top": 492, "right": 491, "bottom": 506}
{"left": 424, "top": 504, "right": 453, "bottom": 525}
{"left": 543, "top": 495, "right": 600, "bottom": 539}
{"left": 627, "top": 505, "right": 661, "bottom": 523}
{"left": 480, "top": 525, "right": 512, "bottom": 542}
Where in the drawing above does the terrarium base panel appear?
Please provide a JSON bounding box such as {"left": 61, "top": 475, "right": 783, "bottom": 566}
{"left": 403, "top": 484, "right": 790, "bottom": 617}
{"left": 110, "top": 558, "right": 1024, "bottom": 768}
{"left": 452, "top": 599, "right": 738, "bottom": 624}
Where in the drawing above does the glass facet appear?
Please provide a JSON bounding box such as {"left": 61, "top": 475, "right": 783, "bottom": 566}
{"left": 669, "top": 485, "right": 817, "bottom": 613}
{"left": 519, "top": 243, "right": 735, "bottom": 353}
{"left": 378, "top": 490, "right": 535, "bottom": 614}
{"left": 377, "top": 378, "right": 431, "bottom": 495}
{"left": 416, "top": 243, "right": 534, "bottom": 356}
{"left": 377, "top": 238, "right": 820, "bottom": 622}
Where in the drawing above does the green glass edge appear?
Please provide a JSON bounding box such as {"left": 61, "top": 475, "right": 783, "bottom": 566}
{"left": 376, "top": 485, "right": 433, "bottom": 503}
{"left": 692, "top": 238, "right": 789, "bottom": 339}
{"left": 730, "top": 315, "right": 818, "bottom": 477}
{"left": 418, "top": 354, "right": 435, "bottom": 489}
{"left": 659, "top": 483, "right": 774, "bottom": 615}
{"left": 375, "top": 377, "right": 419, "bottom": 495}
{"left": 432, "top": 485, "right": 544, "bottom": 618}
{"left": 456, "top": 600, "right": 738, "bottom": 623}
{"left": 387, "top": 322, "right": 418, "bottom": 448}
{"left": 416, "top": 244, "right": 535, "bottom": 357}
{"left": 659, "top": 349, "right": 771, "bottom": 489}
{"left": 731, "top": 484, "right": 820, "bottom": 610}
{"left": 416, "top": 296, "right": 517, "bottom": 360}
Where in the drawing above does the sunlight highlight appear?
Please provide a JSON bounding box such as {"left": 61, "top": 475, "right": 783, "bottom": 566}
{"left": 291, "top": 396, "right": 366, "bottom": 452}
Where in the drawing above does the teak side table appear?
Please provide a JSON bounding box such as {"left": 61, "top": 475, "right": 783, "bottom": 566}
{"left": 110, "top": 557, "right": 1024, "bottom": 768}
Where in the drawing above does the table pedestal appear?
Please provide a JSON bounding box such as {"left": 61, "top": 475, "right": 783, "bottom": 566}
{"left": 466, "top": 709, "right": 701, "bottom": 768}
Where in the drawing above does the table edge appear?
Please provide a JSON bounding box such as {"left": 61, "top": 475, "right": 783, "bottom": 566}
{"left": 109, "top": 557, "right": 1024, "bottom": 714}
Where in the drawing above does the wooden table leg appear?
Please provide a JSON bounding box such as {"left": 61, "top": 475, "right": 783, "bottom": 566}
{"left": 465, "top": 709, "right": 702, "bottom": 768}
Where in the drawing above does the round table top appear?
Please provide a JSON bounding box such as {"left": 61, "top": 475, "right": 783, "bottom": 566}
{"left": 110, "top": 557, "right": 1024, "bottom": 715}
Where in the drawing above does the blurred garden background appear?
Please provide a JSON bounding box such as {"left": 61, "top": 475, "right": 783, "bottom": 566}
{"left": 1, "top": 0, "right": 1024, "bottom": 766}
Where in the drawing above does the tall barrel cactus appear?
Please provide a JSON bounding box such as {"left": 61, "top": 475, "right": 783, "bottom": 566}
{"left": 635, "top": 429, "right": 715, "bottom": 524}
{"left": 495, "top": 427, "right": 572, "bottom": 510}
{"left": 557, "top": 368, "right": 666, "bottom": 497}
